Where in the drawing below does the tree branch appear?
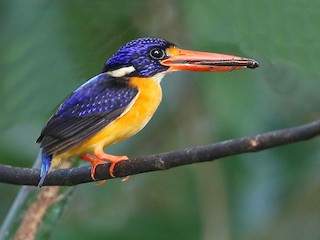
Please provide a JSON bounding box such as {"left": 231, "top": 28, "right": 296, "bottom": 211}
{"left": 1, "top": 120, "right": 320, "bottom": 186}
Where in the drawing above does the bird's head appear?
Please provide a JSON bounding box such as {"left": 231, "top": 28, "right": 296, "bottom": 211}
{"left": 103, "top": 37, "right": 259, "bottom": 79}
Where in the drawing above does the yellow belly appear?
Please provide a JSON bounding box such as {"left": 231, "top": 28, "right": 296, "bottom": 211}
{"left": 54, "top": 76, "right": 162, "bottom": 163}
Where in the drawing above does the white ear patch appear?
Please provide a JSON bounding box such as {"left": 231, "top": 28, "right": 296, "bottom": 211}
{"left": 107, "top": 66, "right": 136, "bottom": 77}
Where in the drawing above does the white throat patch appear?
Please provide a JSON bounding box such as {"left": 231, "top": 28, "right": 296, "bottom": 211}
{"left": 107, "top": 66, "right": 136, "bottom": 77}
{"left": 152, "top": 72, "right": 166, "bottom": 83}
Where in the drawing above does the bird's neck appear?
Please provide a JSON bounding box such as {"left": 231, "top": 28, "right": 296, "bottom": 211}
{"left": 150, "top": 72, "right": 166, "bottom": 84}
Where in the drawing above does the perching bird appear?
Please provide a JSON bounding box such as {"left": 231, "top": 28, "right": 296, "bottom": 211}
{"left": 37, "top": 37, "right": 259, "bottom": 186}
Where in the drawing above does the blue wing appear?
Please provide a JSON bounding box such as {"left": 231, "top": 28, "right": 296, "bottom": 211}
{"left": 37, "top": 73, "right": 138, "bottom": 155}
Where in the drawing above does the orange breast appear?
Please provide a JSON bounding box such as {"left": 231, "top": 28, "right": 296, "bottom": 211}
{"left": 57, "top": 76, "right": 162, "bottom": 159}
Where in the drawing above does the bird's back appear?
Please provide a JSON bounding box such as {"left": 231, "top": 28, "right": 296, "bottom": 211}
{"left": 37, "top": 73, "right": 139, "bottom": 156}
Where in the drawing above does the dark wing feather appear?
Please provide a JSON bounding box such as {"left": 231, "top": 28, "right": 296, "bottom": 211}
{"left": 37, "top": 73, "right": 138, "bottom": 155}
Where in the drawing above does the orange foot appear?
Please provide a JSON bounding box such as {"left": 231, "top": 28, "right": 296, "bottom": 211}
{"left": 80, "top": 152, "right": 128, "bottom": 181}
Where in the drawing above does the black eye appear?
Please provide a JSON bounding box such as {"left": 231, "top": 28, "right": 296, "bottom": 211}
{"left": 149, "top": 48, "right": 166, "bottom": 60}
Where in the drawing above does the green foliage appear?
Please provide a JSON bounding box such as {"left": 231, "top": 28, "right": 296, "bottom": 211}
{"left": 1, "top": 0, "right": 320, "bottom": 239}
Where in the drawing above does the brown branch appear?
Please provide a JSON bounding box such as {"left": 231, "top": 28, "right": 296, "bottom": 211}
{"left": 13, "top": 160, "right": 72, "bottom": 240}
{"left": 14, "top": 186, "right": 60, "bottom": 240}
{"left": 1, "top": 119, "right": 320, "bottom": 186}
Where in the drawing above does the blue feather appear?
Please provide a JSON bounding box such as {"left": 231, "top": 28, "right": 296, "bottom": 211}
{"left": 38, "top": 151, "right": 52, "bottom": 187}
{"left": 104, "top": 37, "right": 173, "bottom": 77}
{"left": 55, "top": 74, "right": 137, "bottom": 118}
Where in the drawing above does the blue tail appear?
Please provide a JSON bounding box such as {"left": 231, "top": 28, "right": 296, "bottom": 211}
{"left": 38, "top": 151, "right": 52, "bottom": 187}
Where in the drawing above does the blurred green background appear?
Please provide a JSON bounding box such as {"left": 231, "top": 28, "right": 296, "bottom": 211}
{"left": 1, "top": 0, "right": 320, "bottom": 239}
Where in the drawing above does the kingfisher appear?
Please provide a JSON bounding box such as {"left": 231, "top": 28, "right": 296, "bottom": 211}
{"left": 37, "top": 37, "right": 259, "bottom": 187}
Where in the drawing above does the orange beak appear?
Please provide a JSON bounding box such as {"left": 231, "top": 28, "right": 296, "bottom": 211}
{"left": 161, "top": 48, "right": 259, "bottom": 72}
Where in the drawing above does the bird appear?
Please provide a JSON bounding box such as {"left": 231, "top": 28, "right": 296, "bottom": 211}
{"left": 37, "top": 37, "right": 259, "bottom": 187}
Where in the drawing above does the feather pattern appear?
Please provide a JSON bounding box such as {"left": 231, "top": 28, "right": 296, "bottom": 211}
{"left": 37, "top": 73, "right": 138, "bottom": 155}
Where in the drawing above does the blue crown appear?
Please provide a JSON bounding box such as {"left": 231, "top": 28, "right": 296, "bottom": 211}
{"left": 103, "top": 37, "right": 174, "bottom": 77}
